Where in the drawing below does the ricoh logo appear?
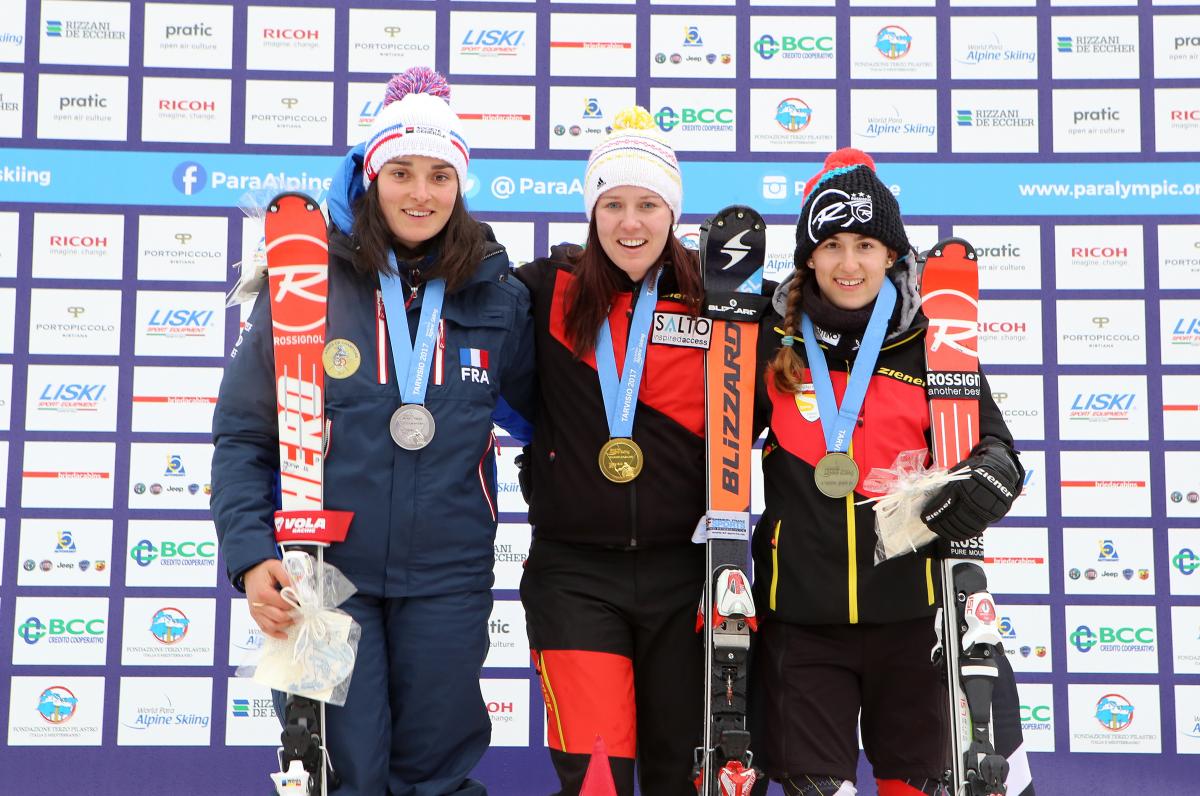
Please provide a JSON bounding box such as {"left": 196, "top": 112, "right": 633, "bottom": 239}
{"left": 979, "top": 320, "right": 1026, "bottom": 333}
{"left": 1071, "top": 246, "right": 1127, "bottom": 259}
{"left": 263, "top": 28, "right": 319, "bottom": 41}
{"left": 1170, "top": 109, "right": 1200, "bottom": 122}
{"left": 48, "top": 235, "right": 107, "bottom": 249}
{"left": 158, "top": 99, "right": 217, "bottom": 112}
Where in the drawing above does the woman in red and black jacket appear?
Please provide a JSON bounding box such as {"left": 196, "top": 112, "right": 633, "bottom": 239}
{"left": 514, "top": 106, "right": 707, "bottom": 796}
{"left": 751, "top": 149, "right": 1025, "bottom": 796}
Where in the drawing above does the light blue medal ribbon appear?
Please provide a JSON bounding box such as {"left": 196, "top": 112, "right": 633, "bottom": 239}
{"left": 378, "top": 251, "right": 445, "bottom": 449}
{"left": 594, "top": 267, "right": 661, "bottom": 481}
{"left": 801, "top": 277, "right": 896, "bottom": 495}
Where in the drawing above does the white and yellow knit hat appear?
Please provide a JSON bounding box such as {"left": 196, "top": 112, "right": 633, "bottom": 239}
{"left": 583, "top": 106, "right": 683, "bottom": 221}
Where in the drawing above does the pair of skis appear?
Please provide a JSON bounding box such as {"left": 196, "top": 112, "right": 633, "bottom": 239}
{"left": 263, "top": 193, "right": 353, "bottom": 795}
{"left": 695, "top": 219, "right": 1011, "bottom": 796}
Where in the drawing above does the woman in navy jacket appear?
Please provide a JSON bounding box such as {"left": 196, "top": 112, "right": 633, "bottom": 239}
{"left": 211, "top": 68, "right": 534, "bottom": 796}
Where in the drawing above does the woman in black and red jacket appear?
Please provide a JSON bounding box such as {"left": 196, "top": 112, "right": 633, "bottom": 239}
{"left": 751, "top": 149, "right": 1025, "bottom": 796}
{"left": 514, "top": 106, "right": 708, "bottom": 796}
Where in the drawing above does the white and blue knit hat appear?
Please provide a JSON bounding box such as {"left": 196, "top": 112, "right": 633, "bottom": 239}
{"left": 583, "top": 106, "right": 683, "bottom": 221}
{"left": 362, "top": 67, "right": 470, "bottom": 190}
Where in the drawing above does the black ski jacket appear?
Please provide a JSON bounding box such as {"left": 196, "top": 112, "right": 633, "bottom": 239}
{"left": 752, "top": 271, "right": 1019, "bottom": 626}
{"left": 515, "top": 250, "right": 710, "bottom": 548}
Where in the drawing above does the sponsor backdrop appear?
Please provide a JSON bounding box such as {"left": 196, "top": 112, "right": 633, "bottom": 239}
{"left": 0, "top": 0, "right": 1197, "bottom": 794}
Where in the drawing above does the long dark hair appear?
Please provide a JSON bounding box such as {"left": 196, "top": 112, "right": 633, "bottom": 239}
{"left": 349, "top": 180, "right": 484, "bottom": 293}
{"left": 563, "top": 220, "right": 703, "bottom": 356}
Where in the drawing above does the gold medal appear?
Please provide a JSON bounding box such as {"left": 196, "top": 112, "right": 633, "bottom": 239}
{"left": 322, "top": 339, "right": 361, "bottom": 379}
{"left": 814, "top": 452, "right": 859, "bottom": 499}
{"left": 598, "top": 438, "right": 643, "bottom": 483}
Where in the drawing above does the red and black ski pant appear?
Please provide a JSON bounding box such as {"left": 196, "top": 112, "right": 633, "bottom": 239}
{"left": 520, "top": 537, "right": 706, "bottom": 796}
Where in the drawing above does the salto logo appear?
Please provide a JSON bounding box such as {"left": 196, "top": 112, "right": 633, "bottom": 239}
{"left": 173, "top": 162, "right": 207, "bottom": 195}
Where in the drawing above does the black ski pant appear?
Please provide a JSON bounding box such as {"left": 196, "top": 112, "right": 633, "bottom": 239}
{"left": 520, "top": 537, "right": 706, "bottom": 796}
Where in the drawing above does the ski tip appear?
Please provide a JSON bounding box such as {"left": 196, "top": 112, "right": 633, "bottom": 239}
{"left": 698, "top": 205, "right": 768, "bottom": 289}
{"left": 925, "top": 237, "right": 978, "bottom": 262}
{"left": 267, "top": 192, "right": 322, "bottom": 215}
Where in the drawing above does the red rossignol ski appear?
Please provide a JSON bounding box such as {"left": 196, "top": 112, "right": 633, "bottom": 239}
{"left": 921, "top": 238, "right": 1007, "bottom": 796}
{"left": 693, "top": 206, "right": 770, "bottom": 796}
{"left": 264, "top": 192, "right": 353, "bottom": 796}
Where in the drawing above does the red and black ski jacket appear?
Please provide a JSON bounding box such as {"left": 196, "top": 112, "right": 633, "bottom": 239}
{"left": 752, "top": 309, "right": 1015, "bottom": 627}
{"left": 515, "top": 250, "right": 709, "bottom": 548}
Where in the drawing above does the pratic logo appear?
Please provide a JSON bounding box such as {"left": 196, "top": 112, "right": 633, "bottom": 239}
{"left": 1073, "top": 107, "right": 1121, "bottom": 126}
{"left": 17, "top": 615, "right": 106, "bottom": 645}
{"left": 149, "top": 607, "right": 190, "bottom": 644}
{"left": 1174, "top": 547, "right": 1200, "bottom": 576}
{"left": 165, "top": 24, "right": 213, "bottom": 40}
{"left": 1069, "top": 624, "right": 1154, "bottom": 654}
{"left": 655, "top": 105, "right": 733, "bottom": 132}
{"left": 875, "top": 25, "right": 912, "bottom": 60}
{"left": 129, "top": 538, "right": 217, "bottom": 567}
{"left": 38, "top": 685, "right": 78, "bottom": 724}
{"left": 1095, "top": 694, "right": 1135, "bottom": 731}
{"left": 1175, "top": 34, "right": 1200, "bottom": 52}
{"left": 775, "top": 98, "right": 811, "bottom": 132}
{"left": 173, "top": 161, "right": 206, "bottom": 196}
{"left": 57, "top": 93, "right": 107, "bottom": 112}
{"left": 754, "top": 34, "right": 834, "bottom": 60}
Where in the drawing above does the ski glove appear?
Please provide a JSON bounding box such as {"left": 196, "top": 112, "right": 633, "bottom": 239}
{"left": 921, "top": 440, "right": 1023, "bottom": 542}
{"left": 514, "top": 445, "right": 532, "bottom": 504}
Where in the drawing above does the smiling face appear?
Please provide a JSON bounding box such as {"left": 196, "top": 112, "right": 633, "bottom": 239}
{"left": 374, "top": 156, "right": 459, "bottom": 249}
{"left": 806, "top": 232, "right": 896, "bottom": 310}
{"left": 592, "top": 186, "right": 674, "bottom": 283}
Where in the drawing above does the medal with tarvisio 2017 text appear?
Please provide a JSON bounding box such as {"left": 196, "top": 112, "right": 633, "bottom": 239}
{"left": 813, "top": 451, "right": 859, "bottom": 499}
{"left": 389, "top": 403, "right": 436, "bottom": 451}
{"left": 598, "top": 437, "right": 643, "bottom": 483}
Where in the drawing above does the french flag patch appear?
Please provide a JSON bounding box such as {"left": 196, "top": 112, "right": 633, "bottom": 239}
{"left": 460, "top": 347, "right": 489, "bottom": 368}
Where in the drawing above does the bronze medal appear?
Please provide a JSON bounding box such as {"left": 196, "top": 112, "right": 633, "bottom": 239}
{"left": 814, "top": 452, "right": 859, "bottom": 499}
{"left": 389, "top": 404, "right": 436, "bottom": 450}
{"left": 598, "top": 438, "right": 643, "bottom": 483}
{"left": 322, "top": 339, "right": 361, "bottom": 379}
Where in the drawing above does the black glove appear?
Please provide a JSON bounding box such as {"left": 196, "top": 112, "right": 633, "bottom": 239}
{"left": 921, "top": 440, "right": 1022, "bottom": 542}
{"left": 514, "top": 445, "right": 532, "bottom": 504}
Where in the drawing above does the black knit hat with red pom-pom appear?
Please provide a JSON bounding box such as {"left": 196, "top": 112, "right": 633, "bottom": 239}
{"left": 793, "top": 147, "right": 910, "bottom": 269}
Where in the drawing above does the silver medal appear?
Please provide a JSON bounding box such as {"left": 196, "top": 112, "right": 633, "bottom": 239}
{"left": 389, "top": 404, "right": 436, "bottom": 450}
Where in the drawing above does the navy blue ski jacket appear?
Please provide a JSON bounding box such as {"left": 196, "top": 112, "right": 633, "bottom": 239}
{"left": 211, "top": 144, "right": 535, "bottom": 598}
